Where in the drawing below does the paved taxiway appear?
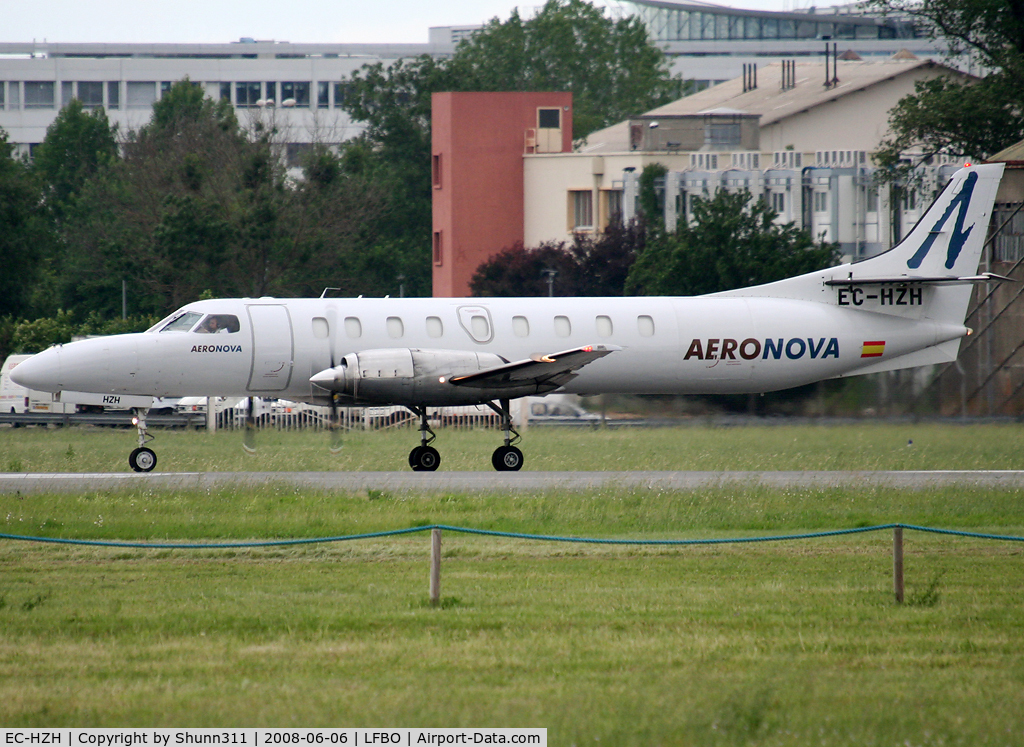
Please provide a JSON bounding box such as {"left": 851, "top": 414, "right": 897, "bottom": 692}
{"left": 3, "top": 470, "right": 1024, "bottom": 494}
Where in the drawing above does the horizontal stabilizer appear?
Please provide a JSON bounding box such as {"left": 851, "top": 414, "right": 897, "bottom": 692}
{"left": 824, "top": 272, "right": 1015, "bottom": 287}
{"left": 450, "top": 344, "right": 619, "bottom": 390}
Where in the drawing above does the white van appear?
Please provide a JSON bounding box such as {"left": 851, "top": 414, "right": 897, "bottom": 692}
{"left": 0, "top": 354, "right": 75, "bottom": 414}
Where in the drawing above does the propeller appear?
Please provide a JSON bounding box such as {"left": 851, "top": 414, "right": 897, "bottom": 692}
{"left": 242, "top": 395, "right": 257, "bottom": 454}
{"left": 325, "top": 308, "right": 344, "bottom": 455}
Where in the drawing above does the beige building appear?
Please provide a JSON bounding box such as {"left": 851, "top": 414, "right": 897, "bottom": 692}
{"left": 523, "top": 56, "right": 973, "bottom": 261}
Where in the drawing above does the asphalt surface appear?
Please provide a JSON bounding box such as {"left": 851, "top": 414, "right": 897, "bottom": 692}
{"left": 3, "top": 470, "right": 1024, "bottom": 494}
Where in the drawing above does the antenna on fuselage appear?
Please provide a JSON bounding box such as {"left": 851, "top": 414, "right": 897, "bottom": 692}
{"left": 320, "top": 287, "right": 341, "bottom": 298}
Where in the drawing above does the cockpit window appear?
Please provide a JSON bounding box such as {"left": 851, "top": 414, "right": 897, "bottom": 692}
{"left": 158, "top": 312, "right": 203, "bottom": 333}
{"left": 196, "top": 314, "right": 240, "bottom": 334}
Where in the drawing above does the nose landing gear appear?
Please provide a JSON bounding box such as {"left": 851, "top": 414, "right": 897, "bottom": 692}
{"left": 128, "top": 408, "right": 157, "bottom": 472}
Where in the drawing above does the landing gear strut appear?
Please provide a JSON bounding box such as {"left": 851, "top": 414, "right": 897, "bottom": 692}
{"left": 488, "top": 398, "right": 524, "bottom": 471}
{"left": 408, "top": 406, "right": 441, "bottom": 471}
{"left": 128, "top": 408, "right": 157, "bottom": 472}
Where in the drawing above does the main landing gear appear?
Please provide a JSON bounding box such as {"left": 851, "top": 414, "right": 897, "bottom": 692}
{"left": 404, "top": 399, "right": 524, "bottom": 472}
{"left": 408, "top": 406, "right": 441, "bottom": 471}
{"left": 128, "top": 408, "right": 157, "bottom": 472}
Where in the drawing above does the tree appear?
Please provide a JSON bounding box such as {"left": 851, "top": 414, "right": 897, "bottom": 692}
{"left": 625, "top": 190, "right": 838, "bottom": 296}
{"left": 870, "top": 0, "right": 1024, "bottom": 170}
{"left": 470, "top": 221, "right": 646, "bottom": 296}
{"left": 59, "top": 80, "right": 390, "bottom": 316}
{"left": 0, "top": 130, "right": 51, "bottom": 318}
{"left": 31, "top": 99, "right": 118, "bottom": 222}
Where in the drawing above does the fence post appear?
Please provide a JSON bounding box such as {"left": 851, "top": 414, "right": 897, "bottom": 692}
{"left": 893, "top": 525, "right": 904, "bottom": 604}
{"left": 430, "top": 528, "right": 442, "bottom": 606}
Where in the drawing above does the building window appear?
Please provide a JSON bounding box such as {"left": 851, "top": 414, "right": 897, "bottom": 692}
{"left": 866, "top": 187, "right": 879, "bottom": 213}
{"left": 813, "top": 191, "right": 828, "bottom": 213}
{"left": 280, "top": 81, "right": 310, "bottom": 107}
{"left": 0, "top": 82, "right": 5, "bottom": 109}
{"left": 24, "top": 81, "right": 55, "bottom": 109}
{"left": 61, "top": 81, "right": 74, "bottom": 107}
{"left": 771, "top": 192, "right": 785, "bottom": 213}
{"left": 107, "top": 81, "right": 120, "bottom": 110}
{"left": 219, "top": 82, "right": 231, "bottom": 102}
{"left": 286, "top": 143, "right": 311, "bottom": 168}
{"left": 160, "top": 81, "right": 173, "bottom": 97}
{"left": 704, "top": 121, "right": 741, "bottom": 149}
{"left": 78, "top": 81, "right": 103, "bottom": 109}
{"left": 902, "top": 189, "right": 917, "bottom": 211}
{"left": 333, "top": 82, "right": 350, "bottom": 108}
{"left": 433, "top": 231, "right": 442, "bottom": 265}
{"left": 432, "top": 154, "right": 442, "bottom": 189}
{"left": 538, "top": 108, "right": 560, "bottom": 129}
{"left": 605, "top": 190, "right": 623, "bottom": 224}
{"left": 317, "top": 81, "right": 329, "bottom": 109}
{"left": 235, "top": 82, "right": 260, "bottom": 107}
{"left": 570, "top": 190, "right": 593, "bottom": 231}
{"left": 8, "top": 82, "right": 20, "bottom": 109}
{"left": 127, "top": 81, "right": 156, "bottom": 109}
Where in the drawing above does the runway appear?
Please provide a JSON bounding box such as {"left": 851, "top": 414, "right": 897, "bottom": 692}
{"left": 3, "top": 470, "right": 1024, "bottom": 494}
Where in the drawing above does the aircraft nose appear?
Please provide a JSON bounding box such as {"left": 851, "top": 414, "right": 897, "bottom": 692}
{"left": 9, "top": 347, "right": 63, "bottom": 392}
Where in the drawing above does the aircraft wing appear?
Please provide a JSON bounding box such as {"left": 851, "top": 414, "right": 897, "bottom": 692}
{"left": 449, "top": 344, "right": 620, "bottom": 391}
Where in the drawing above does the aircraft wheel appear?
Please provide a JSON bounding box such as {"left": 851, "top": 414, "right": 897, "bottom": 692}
{"left": 129, "top": 447, "right": 157, "bottom": 473}
{"left": 492, "top": 445, "right": 524, "bottom": 472}
{"left": 410, "top": 445, "right": 441, "bottom": 472}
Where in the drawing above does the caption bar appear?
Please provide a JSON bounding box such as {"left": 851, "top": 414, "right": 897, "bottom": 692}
{"left": 1, "top": 730, "right": 545, "bottom": 747}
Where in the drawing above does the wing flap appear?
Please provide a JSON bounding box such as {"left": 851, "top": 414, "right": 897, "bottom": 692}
{"left": 449, "top": 344, "right": 619, "bottom": 390}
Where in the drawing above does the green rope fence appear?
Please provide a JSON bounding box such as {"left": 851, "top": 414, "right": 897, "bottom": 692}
{"left": 2, "top": 523, "right": 1022, "bottom": 604}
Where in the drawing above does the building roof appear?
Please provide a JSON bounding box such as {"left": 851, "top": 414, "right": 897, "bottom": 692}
{"left": 579, "top": 57, "right": 965, "bottom": 154}
{"left": 989, "top": 139, "right": 1024, "bottom": 165}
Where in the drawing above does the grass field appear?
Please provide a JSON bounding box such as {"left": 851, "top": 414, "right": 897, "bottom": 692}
{"left": 1, "top": 424, "right": 1023, "bottom": 743}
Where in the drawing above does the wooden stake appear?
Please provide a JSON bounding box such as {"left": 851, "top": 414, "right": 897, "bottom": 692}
{"left": 430, "top": 528, "right": 442, "bottom": 606}
{"left": 893, "top": 526, "right": 904, "bottom": 604}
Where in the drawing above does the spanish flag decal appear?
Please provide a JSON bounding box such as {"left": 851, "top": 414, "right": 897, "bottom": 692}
{"left": 861, "top": 340, "right": 886, "bottom": 358}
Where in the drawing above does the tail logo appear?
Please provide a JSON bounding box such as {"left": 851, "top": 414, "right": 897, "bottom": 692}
{"left": 906, "top": 171, "right": 978, "bottom": 270}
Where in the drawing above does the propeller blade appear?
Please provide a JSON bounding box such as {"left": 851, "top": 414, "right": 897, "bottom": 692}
{"left": 242, "top": 396, "right": 257, "bottom": 454}
{"left": 329, "top": 394, "right": 343, "bottom": 454}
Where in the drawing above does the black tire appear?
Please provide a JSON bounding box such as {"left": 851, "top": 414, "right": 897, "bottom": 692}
{"left": 411, "top": 445, "right": 441, "bottom": 472}
{"left": 492, "top": 445, "right": 524, "bottom": 472}
{"left": 129, "top": 447, "right": 157, "bottom": 473}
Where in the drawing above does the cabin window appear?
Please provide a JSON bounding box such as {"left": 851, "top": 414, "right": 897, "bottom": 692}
{"left": 637, "top": 315, "right": 655, "bottom": 337}
{"left": 387, "top": 316, "right": 405, "bottom": 339}
{"left": 596, "top": 315, "right": 613, "bottom": 338}
{"left": 512, "top": 315, "right": 530, "bottom": 338}
{"left": 471, "top": 315, "right": 489, "bottom": 341}
{"left": 312, "top": 317, "right": 329, "bottom": 339}
{"left": 426, "top": 316, "right": 444, "bottom": 338}
{"left": 196, "top": 314, "right": 240, "bottom": 334}
{"left": 159, "top": 312, "right": 203, "bottom": 333}
{"left": 344, "top": 316, "right": 362, "bottom": 339}
{"left": 554, "top": 315, "right": 571, "bottom": 338}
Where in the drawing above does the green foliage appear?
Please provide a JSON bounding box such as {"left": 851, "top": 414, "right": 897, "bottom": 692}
{"left": 626, "top": 190, "right": 839, "bottom": 296}
{"left": 30, "top": 99, "right": 118, "bottom": 220}
{"left": 870, "top": 0, "right": 1024, "bottom": 171}
{"left": 470, "top": 221, "right": 646, "bottom": 296}
{"left": 0, "top": 130, "right": 52, "bottom": 318}
{"left": 0, "top": 310, "right": 159, "bottom": 360}
{"left": 638, "top": 162, "right": 667, "bottom": 220}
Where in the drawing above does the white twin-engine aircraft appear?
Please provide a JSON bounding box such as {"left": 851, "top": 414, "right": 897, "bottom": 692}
{"left": 12, "top": 164, "right": 1007, "bottom": 472}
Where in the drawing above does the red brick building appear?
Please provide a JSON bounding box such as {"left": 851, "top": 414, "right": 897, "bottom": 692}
{"left": 431, "top": 91, "right": 573, "bottom": 297}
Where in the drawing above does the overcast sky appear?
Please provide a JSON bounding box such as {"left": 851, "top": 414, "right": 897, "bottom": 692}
{"left": 7, "top": 0, "right": 811, "bottom": 45}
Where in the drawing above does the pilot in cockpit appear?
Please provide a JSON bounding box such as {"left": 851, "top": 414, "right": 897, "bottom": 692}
{"left": 197, "top": 315, "right": 238, "bottom": 334}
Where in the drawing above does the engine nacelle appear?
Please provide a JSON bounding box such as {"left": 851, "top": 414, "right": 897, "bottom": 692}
{"left": 310, "top": 348, "right": 507, "bottom": 406}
